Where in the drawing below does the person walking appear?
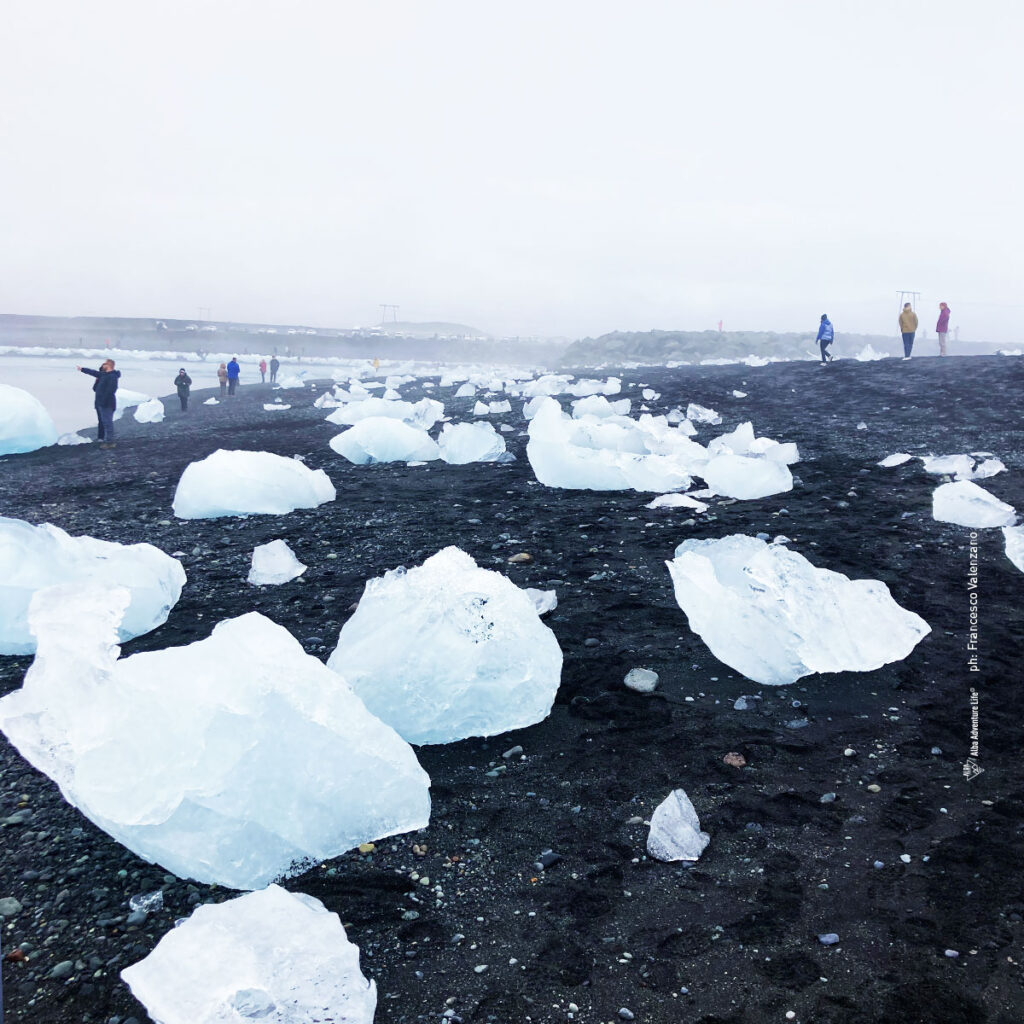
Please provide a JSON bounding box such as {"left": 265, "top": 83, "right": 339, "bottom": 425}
{"left": 259, "top": 358, "right": 267, "bottom": 383}
{"left": 174, "top": 368, "right": 192, "bottom": 411}
{"left": 269, "top": 355, "right": 280, "bottom": 384}
{"left": 899, "top": 302, "right": 919, "bottom": 360}
{"left": 936, "top": 302, "right": 951, "bottom": 356}
{"left": 227, "top": 357, "right": 241, "bottom": 395}
{"left": 77, "top": 358, "right": 121, "bottom": 448}
{"left": 217, "top": 362, "right": 228, "bottom": 397}
{"left": 816, "top": 314, "right": 835, "bottom": 365}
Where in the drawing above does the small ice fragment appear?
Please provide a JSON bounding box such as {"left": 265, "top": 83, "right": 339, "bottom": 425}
{"left": 248, "top": 539, "right": 307, "bottom": 585}
{"left": 647, "top": 789, "right": 709, "bottom": 862}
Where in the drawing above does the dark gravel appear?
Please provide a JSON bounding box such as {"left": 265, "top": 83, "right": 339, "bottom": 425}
{"left": 1, "top": 356, "right": 1023, "bottom": 1023}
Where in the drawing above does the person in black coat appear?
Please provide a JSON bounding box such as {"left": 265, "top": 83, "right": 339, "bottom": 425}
{"left": 174, "top": 368, "right": 193, "bottom": 411}
{"left": 77, "top": 359, "right": 121, "bottom": 447}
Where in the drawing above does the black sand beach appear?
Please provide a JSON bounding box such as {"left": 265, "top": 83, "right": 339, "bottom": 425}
{"left": 1, "top": 355, "right": 1022, "bottom": 1024}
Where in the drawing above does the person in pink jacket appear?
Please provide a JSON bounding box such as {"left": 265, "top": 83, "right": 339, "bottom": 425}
{"left": 936, "top": 302, "right": 951, "bottom": 356}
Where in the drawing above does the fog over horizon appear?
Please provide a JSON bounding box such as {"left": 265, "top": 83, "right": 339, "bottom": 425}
{"left": 2, "top": 1, "right": 1020, "bottom": 344}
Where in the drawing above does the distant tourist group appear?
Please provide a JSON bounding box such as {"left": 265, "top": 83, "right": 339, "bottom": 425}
{"left": 77, "top": 354, "right": 284, "bottom": 445}
{"left": 816, "top": 301, "right": 951, "bottom": 365}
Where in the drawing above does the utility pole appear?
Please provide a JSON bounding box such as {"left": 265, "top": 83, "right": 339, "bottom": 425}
{"left": 197, "top": 306, "right": 212, "bottom": 322}
{"left": 378, "top": 304, "right": 399, "bottom": 324}
{"left": 896, "top": 291, "right": 920, "bottom": 311}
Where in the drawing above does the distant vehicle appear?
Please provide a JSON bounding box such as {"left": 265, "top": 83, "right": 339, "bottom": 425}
{"left": 287, "top": 329, "right": 297, "bottom": 335}
{"left": 305, "top": 329, "right": 317, "bottom": 335}
{"left": 200, "top": 325, "right": 218, "bottom": 332}
{"left": 185, "top": 324, "right": 199, "bottom": 331}
{"left": 155, "top": 320, "right": 168, "bottom": 330}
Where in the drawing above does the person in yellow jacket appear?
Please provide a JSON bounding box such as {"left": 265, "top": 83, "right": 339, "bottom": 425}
{"left": 898, "top": 303, "right": 919, "bottom": 360}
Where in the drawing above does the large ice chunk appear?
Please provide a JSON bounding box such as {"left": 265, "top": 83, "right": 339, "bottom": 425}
{"left": 0, "top": 384, "right": 58, "bottom": 454}
{"left": 248, "top": 539, "right": 307, "bottom": 585}
{"left": 0, "top": 586, "right": 430, "bottom": 889}
{"left": 932, "top": 481, "right": 1016, "bottom": 528}
{"left": 878, "top": 452, "right": 913, "bottom": 468}
{"left": 438, "top": 422, "right": 507, "bottom": 464}
{"left": 667, "top": 535, "right": 930, "bottom": 685}
{"left": 329, "top": 418, "right": 440, "bottom": 464}
{"left": 326, "top": 397, "right": 443, "bottom": 430}
{"left": 526, "top": 398, "right": 695, "bottom": 493}
{"left": 0, "top": 517, "right": 185, "bottom": 655}
{"left": 646, "top": 493, "right": 709, "bottom": 513}
{"left": 701, "top": 454, "right": 793, "bottom": 500}
{"left": 685, "top": 403, "right": 721, "bottom": 425}
{"left": 921, "top": 454, "right": 976, "bottom": 480}
{"left": 647, "top": 789, "right": 709, "bottom": 862}
{"left": 173, "top": 449, "right": 336, "bottom": 518}
{"left": 121, "top": 885, "right": 375, "bottom": 1024}
{"left": 328, "top": 547, "right": 562, "bottom": 744}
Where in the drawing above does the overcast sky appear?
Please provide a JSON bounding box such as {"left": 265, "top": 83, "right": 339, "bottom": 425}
{"left": 1, "top": 1, "right": 1020, "bottom": 341}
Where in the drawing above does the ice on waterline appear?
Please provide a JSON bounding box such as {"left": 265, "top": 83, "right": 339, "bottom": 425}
{"left": 330, "top": 418, "right": 440, "bottom": 465}
{"left": 328, "top": 547, "right": 562, "bottom": 745}
{"left": 438, "top": 422, "right": 507, "bottom": 464}
{"left": 455, "top": 382, "right": 476, "bottom": 398}
{"left": 647, "top": 789, "right": 709, "bottom": 862}
{"left": 263, "top": 402, "right": 291, "bottom": 411}
{"left": 57, "top": 432, "right": 91, "bottom": 446}
{"left": 0, "top": 517, "right": 185, "bottom": 655}
{"left": 134, "top": 398, "right": 165, "bottom": 424}
{"left": 173, "top": 449, "right": 336, "bottom": 518}
{"left": 121, "top": 885, "right": 376, "bottom": 1024}
{"left": 932, "top": 481, "right": 1016, "bottom": 528}
{"left": 667, "top": 535, "right": 930, "bottom": 686}
{"left": 248, "top": 539, "right": 307, "bottom": 585}
{"left": 0, "top": 384, "right": 58, "bottom": 454}
{"left": 0, "top": 586, "right": 430, "bottom": 889}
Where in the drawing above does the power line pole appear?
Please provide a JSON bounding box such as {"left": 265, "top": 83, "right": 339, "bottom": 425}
{"left": 378, "top": 304, "right": 399, "bottom": 324}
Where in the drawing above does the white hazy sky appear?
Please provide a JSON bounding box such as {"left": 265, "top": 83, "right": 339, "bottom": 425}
{"left": 2, "top": 1, "right": 1021, "bottom": 341}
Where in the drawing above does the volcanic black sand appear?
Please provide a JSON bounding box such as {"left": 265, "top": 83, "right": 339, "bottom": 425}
{"left": 1, "top": 356, "right": 1023, "bottom": 1024}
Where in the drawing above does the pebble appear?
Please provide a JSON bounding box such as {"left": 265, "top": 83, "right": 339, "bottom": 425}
{"left": 818, "top": 933, "right": 840, "bottom": 945}
{"left": 931, "top": 747, "right": 943, "bottom": 755}
{"left": 873, "top": 861, "right": 885, "bottom": 869}
{"left": 618, "top": 1010, "right": 635, "bottom": 1021}
{"left": 722, "top": 752, "right": 746, "bottom": 768}
{"left": 358, "top": 842, "right": 376, "bottom": 854}
{"left": 507, "top": 552, "right": 532, "bottom": 563}
{"left": 0, "top": 897, "right": 23, "bottom": 916}
{"left": 473, "top": 964, "right": 488, "bottom": 973}
{"left": 624, "top": 668, "right": 659, "bottom": 693}
{"left": 819, "top": 793, "right": 837, "bottom": 803}
{"left": 900, "top": 854, "right": 911, "bottom": 863}
{"left": 402, "top": 910, "right": 420, "bottom": 921}
{"left": 945, "top": 949, "right": 960, "bottom": 958}
{"left": 583, "top": 638, "right": 600, "bottom": 647}
{"left": 502, "top": 745, "right": 524, "bottom": 759}
{"left": 843, "top": 748, "right": 856, "bottom": 757}
{"left": 866, "top": 784, "right": 881, "bottom": 793}
{"left": 49, "top": 959, "right": 75, "bottom": 979}
{"left": 125, "top": 909, "right": 148, "bottom": 927}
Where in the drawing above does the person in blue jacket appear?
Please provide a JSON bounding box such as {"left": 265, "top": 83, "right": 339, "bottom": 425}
{"left": 816, "top": 314, "right": 835, "bottom": 365}
{"left": 76, "top": 359, "right": 121, "bottom": 447}
{"left": 226, "top": 357, "right": 241, "bottom": 396}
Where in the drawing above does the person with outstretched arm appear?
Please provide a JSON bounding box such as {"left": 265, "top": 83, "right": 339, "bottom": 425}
{"left": 77, "top": 359, "right": 121, "bottom": 448}
{"left": 816, "top": 314, "right": 835, "bottom": 365}
{"left": 174, "top": 368, "right": 192, "bottom": 411}
{"left": 899, "top": 302, "right": 919, "bottom": 360}
{"left": 227, "top": 357, "right": 240, "bottom": 395}
{"left": 936, "top": 302, "right": 951, "bottom": 356}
